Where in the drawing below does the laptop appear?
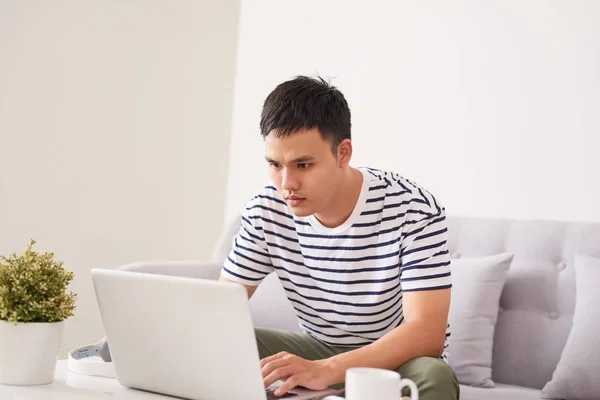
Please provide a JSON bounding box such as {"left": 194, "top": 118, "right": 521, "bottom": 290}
{"left": 91, "top": 268, "right": 342, "bottom": 400}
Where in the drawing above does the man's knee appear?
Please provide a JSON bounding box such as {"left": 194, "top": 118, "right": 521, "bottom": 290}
{"left": 424, "top": 359, "right": 458, "bottom": 399}
{"left": 397, "top": 357, "right": 459, "bottom": 400}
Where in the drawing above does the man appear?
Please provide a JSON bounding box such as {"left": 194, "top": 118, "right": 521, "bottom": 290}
{"left": 218, "top": 75, "right": 459, "bottom": 399}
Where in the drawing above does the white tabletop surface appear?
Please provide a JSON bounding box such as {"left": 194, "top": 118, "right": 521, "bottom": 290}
{"left": 0, "top": 360, "right": 177, "bottom": 399}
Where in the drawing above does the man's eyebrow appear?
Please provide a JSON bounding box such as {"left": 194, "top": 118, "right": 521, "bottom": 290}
{"left": 264, "top": 156, "right": 315, "bottom": 163}
{"left": 291, "top": 156, "right": 314, "bottom": 163}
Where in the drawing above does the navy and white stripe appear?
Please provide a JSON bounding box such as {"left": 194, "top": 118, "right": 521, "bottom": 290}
{"left": 222, "top": 167, "right": 451, "bottom": 357}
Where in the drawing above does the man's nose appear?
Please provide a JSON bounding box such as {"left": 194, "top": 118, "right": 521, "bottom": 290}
{"left": 281, "top": 168, "right": 299, "bottom": 191}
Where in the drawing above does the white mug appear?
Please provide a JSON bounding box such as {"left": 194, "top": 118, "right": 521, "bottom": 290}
{"left": 333, "top": 367, "right": 419, "bottom": 400}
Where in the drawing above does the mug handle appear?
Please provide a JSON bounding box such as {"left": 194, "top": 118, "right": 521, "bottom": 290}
{"left": 322, "top": 379, "right": 419, "bottom": 400}
{"left": 399, "top": 378, "right": 419, "bottom": 400}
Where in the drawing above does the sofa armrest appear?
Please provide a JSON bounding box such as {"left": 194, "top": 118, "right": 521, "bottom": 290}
{"left": 117, "top": 260, "right": 222, "bottom": 281}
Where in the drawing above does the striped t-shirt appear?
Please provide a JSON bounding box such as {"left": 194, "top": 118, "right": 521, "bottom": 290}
{"left": 222, "top": 167, "right": 451, "bottom": 356}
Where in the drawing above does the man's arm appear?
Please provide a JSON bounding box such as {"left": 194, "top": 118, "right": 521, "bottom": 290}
{"left": 327, "top": 208, "right": 451, "bottom": 381}
{"left": 218, "top": 274, "right": 259, "bottom": 300}
{"left": 326, "top": 288, "right": 450, "bottom": 382}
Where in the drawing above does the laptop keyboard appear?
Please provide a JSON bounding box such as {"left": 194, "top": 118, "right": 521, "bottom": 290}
{"left": 265, "top": 388, "right": 299, "bottom": 399}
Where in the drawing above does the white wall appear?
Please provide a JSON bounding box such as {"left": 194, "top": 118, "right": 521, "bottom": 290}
{"left": 225, "top": 0, "right": 600, "bottom": 225}
{"left": 0, "top": 0, "right": 240, "bottom": 357}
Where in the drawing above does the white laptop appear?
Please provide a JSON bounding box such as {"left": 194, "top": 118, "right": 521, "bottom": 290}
{"left": 91, "top": 268, "right": 342, "bottom": 400}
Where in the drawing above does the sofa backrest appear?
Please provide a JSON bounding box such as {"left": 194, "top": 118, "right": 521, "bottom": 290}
{"left": 446, "top": 216, "right": 600, "bottom": 389}
{"left": 213, "top": 214, "right": 600, "bottom": 389}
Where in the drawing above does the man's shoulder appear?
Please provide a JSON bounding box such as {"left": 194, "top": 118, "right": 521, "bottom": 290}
{"left": 243, "top": 184, "right": 295, "bottom": 221}
{"left": 361, "top": 166, "right": 444, "bottom": 217}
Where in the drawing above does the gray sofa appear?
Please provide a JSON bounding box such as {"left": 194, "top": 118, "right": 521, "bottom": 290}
{"left": 123, "top": 214, "right": 600, "bottom": 399}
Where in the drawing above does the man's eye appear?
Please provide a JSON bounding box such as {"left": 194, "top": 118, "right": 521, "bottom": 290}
{"left": 297, "top": 163, "right": 310, "bottom": 169}
{"left": 270, "top": 163, "right": 281, "bottom": 169}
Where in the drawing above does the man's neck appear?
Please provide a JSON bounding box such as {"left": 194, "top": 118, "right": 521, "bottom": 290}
{"left": 313, "top": 167, "right": 363, "bottom": 228}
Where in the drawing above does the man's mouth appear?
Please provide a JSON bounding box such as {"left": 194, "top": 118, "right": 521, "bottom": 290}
{"left": 285, "top": 196, "right": 305, "bottom": 206}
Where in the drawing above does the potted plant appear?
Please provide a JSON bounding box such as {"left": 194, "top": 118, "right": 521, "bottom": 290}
{"left": 0, "top": 239, "right": 77, "bottom": 385}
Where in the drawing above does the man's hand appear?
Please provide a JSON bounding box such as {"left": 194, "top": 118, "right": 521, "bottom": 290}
{"left": 260, "top": 351, "right": 338, "bottom": 396}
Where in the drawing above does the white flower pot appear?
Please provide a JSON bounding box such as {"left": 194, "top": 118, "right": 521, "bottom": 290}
{"left": 0, "top": 319, "right": 64, "bottom": 385}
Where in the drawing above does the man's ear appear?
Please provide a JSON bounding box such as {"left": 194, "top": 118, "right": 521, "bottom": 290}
{"left": 336, "top": 139, "right": 353, "bottom": 168}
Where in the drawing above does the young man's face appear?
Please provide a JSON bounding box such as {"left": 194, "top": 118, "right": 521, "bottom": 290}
{"left": 264, "top": 128, "right": 342, "bottom": 217}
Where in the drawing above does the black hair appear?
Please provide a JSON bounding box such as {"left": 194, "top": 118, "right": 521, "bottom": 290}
{"left": 259, "top": 75, "right": 351, "bottom": 153}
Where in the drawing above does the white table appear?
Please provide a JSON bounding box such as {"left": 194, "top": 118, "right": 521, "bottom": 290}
{"left": 0, "top": 360, "right": 175, "bottom": 399}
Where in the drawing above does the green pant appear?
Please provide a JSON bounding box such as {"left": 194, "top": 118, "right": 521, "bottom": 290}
{"left": 255, "top": 328, "right": 459, "bottom": 400}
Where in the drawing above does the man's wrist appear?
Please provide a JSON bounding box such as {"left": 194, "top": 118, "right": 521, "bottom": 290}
{"left": 325, "top": 353, "right": 352, "bottom": 385}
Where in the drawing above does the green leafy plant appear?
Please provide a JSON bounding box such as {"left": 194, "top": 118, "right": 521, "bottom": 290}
{"left": 0, "top": 239, "right": 77, "bottom": 323}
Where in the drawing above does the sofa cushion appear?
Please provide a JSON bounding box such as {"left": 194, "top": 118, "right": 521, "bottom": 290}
{"left": 541, "top": 254, "right": 600, "bottom": 399}
{"left": 447, "top": 253, "right": 513, "bottom": 388}
{"left": 460, "top": 383, "right": 542, "bottom": 400}
{"left": 446, "top": 217, "right": 600, "bottom": 389}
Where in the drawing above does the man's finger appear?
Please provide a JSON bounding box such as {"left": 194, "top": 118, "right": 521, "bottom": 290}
{"left": 263, "top": 365, "right": 293, "bottom": 389}
{"left": 275, "top": 375, "right": 301, "bottom": 396}
{"left": 259, "top": 351, "right": 288, "bottom": 368}
{"left": 261, "top": 357, "right": 292, "bottom": 378}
